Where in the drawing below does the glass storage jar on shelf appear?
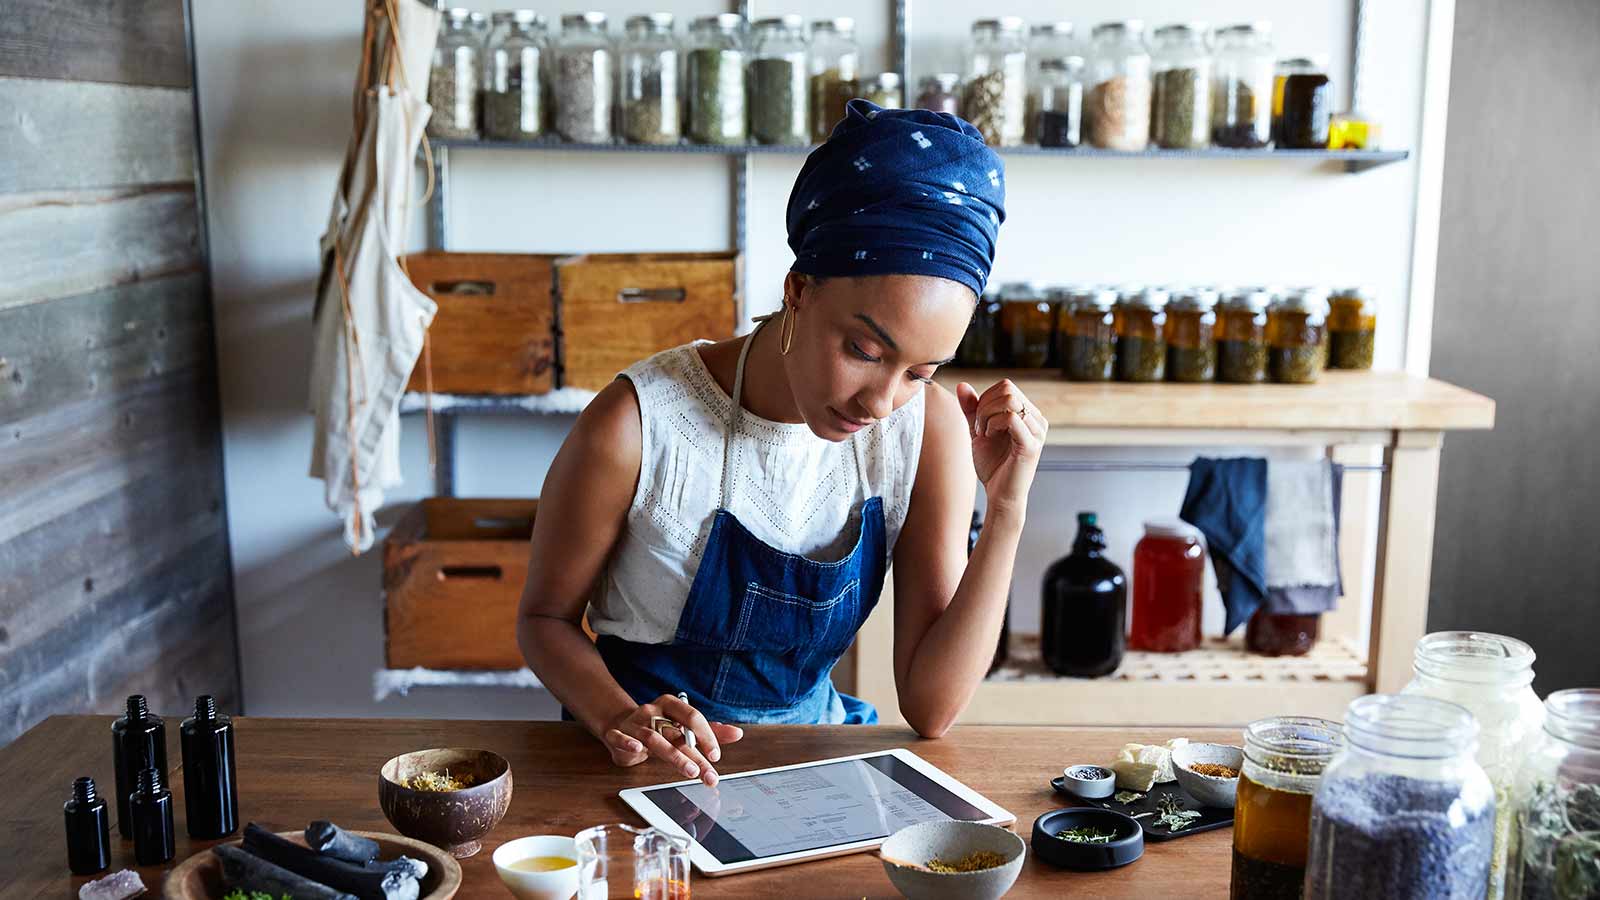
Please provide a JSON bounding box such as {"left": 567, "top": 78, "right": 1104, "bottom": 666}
{"left": 1305, "top": 694, "right": 1497, "bottom": 900}
{"left": 619, "top": 14, "right": 680, "bottom": 145}
{"left": 1149, "top": 23, "right": 1212, "bottom": 150}
{"left": 483, "top": 11, "right": 546, "bottom": 141}
{"left": 1273, "top": 56, "right": 1331, "bottom": 148}
{"left": 808, "top": 18, "right": 859, "bottom": 141}
{"left": 552, "top": 12, "right": 614, "bottom": 143}
{"left": 998, "top": 283, "right": 1052, "bottom": 368}
{"left": 958, "top": 290, "right": 1003, "bottom": 367}
{"left": 687, "top": 14, "right": 747, "bottom": 145}
{"left": 748, "top": 16, "right": 808, "bottom": 146}
{"left": 1085, "top": 20, "right": 1152, "bottom": 150}
{"left": 1115, "top": 285, "right": 1169, "bottom": 382}
{"left": 963, "top": 18, "right": 1028, "bottom": 147}
{"left": 1246, "top": 608, "right": 1319, "bottom": 657}
{"left": 1327, "top": 287, "right": 1376, "bottom": 369}
{"left": 1165, "top": 287, "right": 1218, "bottom": 382}
{"left": 1211, "top": 22, "right": 1274, "bottom": 148}
{"left": 1218, "top": 287, "right": 1271, "bottom": 383}
{"left": 1041, "top": 512, "right": 1126, "bottom": 678}
{"left": 1507, "top": 689, "right": 1600, "bottom": 900}
{"left": 1061, "top": 286, "right": 1116, "bottom": 381}
{"left": 863, "top": 72, "right": 902, "bottom": 108}
{"left": 1402, "top": 631, "right": 1544, "bottom": 900}
{"left": 914, "top": 73, "right": 962, "bottom": 115}
{"left": 1232, "top": 716, "right": 1342, "bottom": 900}
{"left": 1128, "top": 519, "right": 1204, "bottom": 653}
{"left": 1025, "top": 21, "right": 1076, "bottom": 144}
{"left": 1267, "top": 287, "right": 1327, "bottom": 384}
{"left": 428, "top": 8, "right": 482, "bottom": 140}
{"left": 1035, "top": 56, "right": 1086, "bottom": 148}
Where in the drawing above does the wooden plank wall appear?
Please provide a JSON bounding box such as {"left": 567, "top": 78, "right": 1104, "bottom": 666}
{"left": 0, "top": 0, "right": 238, "bottom": 747}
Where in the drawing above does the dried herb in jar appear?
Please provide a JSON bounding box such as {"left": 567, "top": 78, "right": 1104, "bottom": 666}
{"left": 554, "top": 52, "right": 613, "bottom": 143}
{"left": 1152, "top": 67, "right": 1207, "bottom": 149}
{"left": 963, "top": 69, "right": 1023, "bottom": 147}
{"left": 688, "top": 48, "right": 747, "bottom": 144}
{"left": 1169, "top": 345, "right": 1216, "bottom": 382}
{"left": 1213, "top": 80, "right": 1268, "bottom": 148}
{"left": 427, "top": 64, "right": 479, "bottom": 140}
{"left": 1118, "top": 337, "right": 1165, "bottom": 381}
{"left": 1086, "top": 75, "right": 1152, "bottom": 150}
{"left": 1218, "top": 341, "right": 1267, "bottom": 383}
{"left": 750, "top": 57, "right": 808, "bottom": 145}
{"left": 810, "top": 69, "right": 856, "bottom": 141}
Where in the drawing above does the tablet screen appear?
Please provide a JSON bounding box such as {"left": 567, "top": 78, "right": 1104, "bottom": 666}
{"left": 640, "top": 753, "right": 991, "bottom": 864}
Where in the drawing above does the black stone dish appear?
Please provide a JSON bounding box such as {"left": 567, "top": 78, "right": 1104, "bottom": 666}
{"left": 1032, "top": 808, "right": 1145, "bottom": 870}
{"left": 1051, "top": 776, "right": 1235, "bottom": 841}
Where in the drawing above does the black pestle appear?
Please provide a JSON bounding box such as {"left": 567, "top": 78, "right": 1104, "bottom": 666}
{"left": 214, "top": 844, "right": 358, "bottom": 900}
{"left": 242, "top": 823, "right": 419, "bottom": 900}
{"left": 362, "top": 856, "right": 429, "bottom": 880}
{"left": 306, "top": 819, "right": 380, "bottom": 863}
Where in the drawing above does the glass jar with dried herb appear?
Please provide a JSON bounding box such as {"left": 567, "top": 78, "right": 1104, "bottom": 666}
{"left": 1085, "top": 20, "right": 1152, "bottom": 151}
{"left": 1211, "top": 22, "right": 1274, "bottom": 148}
{"left": 1115, "top": 286, "right": 1168, "bottom": 382}
{"left": 749, "top": 16, "right": 808, "bottom": 146}
{"left": 1508, "top": 689, "right": 1600, "bottom": 900}
{"left": 998, "top": 283, "right": 1052, "bottom": 368}
{"left": 483, "top": 11, "right": 546, "bottom": 141}
{"left": 1060, "top": 287, "right": 1116, "bottom": 380}
{"left": 1149, "top": 23, "right": 1212, "bottom": 150}
{"left": 958, "top": 290, "right": 1004, "bottom": 367}
{"left": 1217, "top": 287, "right": 1271, "bottom": 383}
{"left": 1327, "top": 287, "right": 1376, "bottom": 370}
{"left": 1267, "top": 288, "right": 1328, "bottom": 384}
{"left": 1165, "top": 287, "right": 1219, "bottom": 382}
{"left": 687, "top": 14, "right": 747, "bottom": 145}
{"left": 428, "top": 8, "right": 482, "bottom": 140}
{"left": 863, "top": 72, "right": 903, "bottom": 109}
{"left": 1273, "top": 56, "right": 1331, "bottom": 148}
{"left": 1025, "top": 21, "right": 1077, "bottom": 143}
{"left": 1035, "top": 56, "right": 1086, "bottom": 148}
{"left": 619, "top": 14, "right": 680, "bottom": 145}
{"left": 552, "top": 12, "right": 614, "bottom": 143}
{"left": 963, "top": 18, "right": 1028, "bottom": 147}
{"left": 1232, "top": 716, "right": 1342, "bottom": 900}
{"left": 915, "top": 73, "right": 962, "bottom": 115}
{"left": 808, "top": 18, "right": 859, "bottom": 141}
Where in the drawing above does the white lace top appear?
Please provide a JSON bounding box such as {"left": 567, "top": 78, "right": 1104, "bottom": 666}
{"left": 587, "top": 342, "right": 927, "bottom": 644}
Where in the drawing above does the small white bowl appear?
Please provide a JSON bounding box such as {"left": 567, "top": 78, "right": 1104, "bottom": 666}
{"left": 1060, "top": 764, "right": 1116, "bottom": 800}
{"left": 880, "top": 821, "right": 1026, "bottom": 900}
{"left": 492, "top": 835, "right": 580, "bottom": 900}
{"left": 1170, "top": 742, "right": 1244, "bottom": 809}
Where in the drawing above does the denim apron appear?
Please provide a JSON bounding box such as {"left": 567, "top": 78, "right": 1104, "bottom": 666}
{"left": 595, "top": 318, "right": 885, "bottom": 724}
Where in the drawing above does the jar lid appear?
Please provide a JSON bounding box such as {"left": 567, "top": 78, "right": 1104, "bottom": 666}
{"left": 490, "top": 11, "right": 517, "bottom": 25}
{"left": 1143, "top": 518, "right": 1197, "bottom": 540}
{"left": 1273, "top": 287, "right": 1330, "bottom": 316}
{"left": 626, "top": 12, "right": 674, "bottom": 31}
{"left": 873, "top": 72, "right": 902, "bottom": 90}
{"left": 1075, "top": 287, "right": 1118, "bottom": 311}
{"left": 1216, "top": 21, "right": 1272, "bottom": 38}
{"left": 1169, "top": 287, "right": 1219, "bottom": 310}
{"left": 1277, "top": 54, "right": 1329, "bottom": 71}
{"left": 694, "top": 13, "right": 746, "bottom": 32}
{"left": 1332, "top": 286, "right": 1372, "bottom": 301}
{"left": 1030, "top": 21, "right": 1074, "bottom": 38}
{"left": 998, "top": 280, "right": 1041, "bottom": 300}
{"left": 811, "top": 17, "right": 855, "bottom": 34}
{"left": 974, "top": 17, "right": 1026, "bottom": 34}
{"left": 920, "top": 73, "right": 962, "bottom": 91}
{"left": 562, "top": 11, "right": 608, "bottom": 30}
{"left": 1221, "top": 287, "right": 1272, "bottom": 313}
{"left": 1039, "top": 55, "right": 1085, "bottom": 72}
{"left": 1092, "top": 20, "right": 1145, "bottom": 39}
{"left": 510, "top": 10, "right": 545, "bottom": 27}
{"left": 1120, "top": 286, "right": 1170, "bottom": 309}
{"left": 467, "top": 11, "right": 487, "bottom": 26}
{"left": 1153, "top": 22, "right": 1208, "bottom": 40}
{"left": 754, "top": 14, "right": 803, "bottom": 30}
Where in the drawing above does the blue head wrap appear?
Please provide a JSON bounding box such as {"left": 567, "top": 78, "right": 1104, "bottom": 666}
{"left": 786, "top": 99, "right": 1006, "bottom": 298}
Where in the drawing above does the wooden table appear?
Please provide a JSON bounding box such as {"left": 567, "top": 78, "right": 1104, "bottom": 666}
{"left": 3, "top": 717, "right": 1239, "bottom": 899}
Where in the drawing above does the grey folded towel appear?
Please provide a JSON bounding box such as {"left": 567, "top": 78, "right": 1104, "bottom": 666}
{"left": 1264, "top": 460, "right": 1343, "bottom": 615}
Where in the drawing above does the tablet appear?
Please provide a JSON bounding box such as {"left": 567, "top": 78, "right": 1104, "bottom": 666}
{"left": 618, "top": 748, "right": 1015, "bottom": 877}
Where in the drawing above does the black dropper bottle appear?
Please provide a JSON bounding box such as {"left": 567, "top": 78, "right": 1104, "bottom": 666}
{"left": 129, "top": 767, "right": 175, "bottom": 865}
{"left": 111, "top": 695, "right": 166, "bottom": 839}
{"left": 181, "top": 694, "right": 238, "bottom": 838}
{"left": 1041, "top": 512, "right": 1128, "bottom": 677}
{"left": 63, "top": 777, "right": 110, "bottom": 875}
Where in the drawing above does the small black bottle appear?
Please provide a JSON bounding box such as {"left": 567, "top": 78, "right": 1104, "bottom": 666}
{"left": 111, "top": 695, "right": 167, "bottom": 839}
{"left": 1041, "top": 512, "right": 1128, "bottom": 677}
{"left": 970, "top": 511, "right": 1012, "bottom": 674}
{"left": 129, "top": 767, "right": 175, "bottom": 865}
{"left": 63, "top": 777, "right": 110, "bottom": 875}
{"left": 181, "top": 694, "right": 239, "bottom": 838}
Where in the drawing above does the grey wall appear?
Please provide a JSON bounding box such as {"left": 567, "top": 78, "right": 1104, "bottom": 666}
{"left": 0, "top": 0, "right": 238, "bottom": 746}
{"left": 1427, "top": 0, "right": 1600, "bottom": 694}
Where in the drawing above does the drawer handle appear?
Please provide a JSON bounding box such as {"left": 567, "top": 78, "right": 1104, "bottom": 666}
{"left": 473, "top": 517, "right": 532, "bottom": 531}
{"left": 617, "top": 287, "right": 685, "bottom": 304}
{"left": 431, "top": 279, "right": 496, "bottom": 296}
{"left": 438, "top": 565, "right": 503, "bottom": 581}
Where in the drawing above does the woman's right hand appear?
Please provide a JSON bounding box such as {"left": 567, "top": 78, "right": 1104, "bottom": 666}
{"left": 600, "top": 694, "right": 745, "bottom": 787}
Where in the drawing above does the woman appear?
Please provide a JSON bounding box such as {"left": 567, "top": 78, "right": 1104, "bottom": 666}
{"left": 518, "top": 101, "right": 1046, "bottom": 787}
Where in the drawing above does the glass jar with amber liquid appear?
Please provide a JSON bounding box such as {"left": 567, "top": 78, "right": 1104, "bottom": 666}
{"left": 1232, "top": 716, "right": 1342, "bottom": 900}
{"left": 1165, "top": 287, "right": 1218, "bottom": 382}
{"left": 1061, "top": 286, "right": 1118, "bottom": 381}
{"left": 1327, "top": 287, "right": 1376, "bottom": 370}
{"left": 1246, "top": 608, "right": 1319, "bottom": 656}
{"left": 998, "top": 283, "right": 1053, "bottom": 368}
{"left": 958, "top": 290, "right": 1003, "bottom": 367}
{"left": 1217, "top": 287, "right": 1271, "bottom": 383}
{"left": 1115, "top": 286, "right": 1168, "bottom": 382}
{"left": 1267, "top": 288, "right": 1328, "bottom": 384}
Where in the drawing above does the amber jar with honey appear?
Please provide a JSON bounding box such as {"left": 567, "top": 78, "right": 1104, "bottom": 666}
{"left": 958, "top": 290, "right": 1003, "bottom": 367}
{"left": 1327, "top": 287, "right": 1376, "bottom": 370}
{"left": 1164, "top": 288, "right": 1218, "bottom": 382}
{"left": 1217, "top": 287, "right": 1271, "bottom": 384}
{"left": 1115, "top": 286, "right": 1168, "bottom": 382}
{"left": 1266, "top": 288, "right": 1327, "bottom": 384}
{"left": 1061, "top": 287, "right": 1118, "bottom": 382}
{"left": 998, "top": 283, "right": 1053, "bottom": 368}
{"left": 1232, "top": 716, "right": 1342, "bottom": 900}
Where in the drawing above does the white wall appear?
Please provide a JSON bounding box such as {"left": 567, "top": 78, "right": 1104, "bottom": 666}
{"left": 192, "top": 1, "right": 1434, "bottom": 718}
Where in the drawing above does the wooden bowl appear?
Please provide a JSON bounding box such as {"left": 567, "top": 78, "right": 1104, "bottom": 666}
{"left": 379, "top": 747, "right": 513, "bottom": 858}
{"left": 165, "top": 830, "right": 461, "bottom": 900}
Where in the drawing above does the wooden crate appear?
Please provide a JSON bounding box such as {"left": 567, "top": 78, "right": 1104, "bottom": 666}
{"left": 401, "top": 252, "right": 556, "bottom": 395}
{"left": 557, "top": 252, "right": 739, "bottom": 391}
{"left": 383, "top": 498, "right": 538, "bottom": 670}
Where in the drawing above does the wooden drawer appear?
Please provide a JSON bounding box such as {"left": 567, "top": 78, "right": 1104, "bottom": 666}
{"left": 401, "top": 252, "right": 556, "bottom": 395}
{"left": 383, "top": 498, "right": 537, "bottom": 670}
{"left": 557, "top": 252, "right": 739, "bottom": 391}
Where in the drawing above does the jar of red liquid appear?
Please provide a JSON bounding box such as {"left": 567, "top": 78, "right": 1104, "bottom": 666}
{"left": 1246, "top": 610, "right": 1320, "bottom": 656}
{"left": 1128, "top": 520, "right": 1205, "bottom": 652}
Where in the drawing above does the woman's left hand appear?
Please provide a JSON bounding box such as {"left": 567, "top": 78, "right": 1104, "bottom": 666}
{"left": 956, "top": 379, "right": 1047, "bottom": 519}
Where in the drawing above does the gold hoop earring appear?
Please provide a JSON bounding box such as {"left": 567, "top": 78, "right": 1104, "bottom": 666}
{"left": 780, "top": 299, "right": 797, "bottom": 356}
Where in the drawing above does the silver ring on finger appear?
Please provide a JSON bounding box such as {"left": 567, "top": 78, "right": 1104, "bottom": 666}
{"left": 648, "top": 715, "right": 698, "bottom": 751}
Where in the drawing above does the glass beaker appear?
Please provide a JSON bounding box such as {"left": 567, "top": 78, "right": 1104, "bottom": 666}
{"left": 576, "top": 824, "right": 691, "bottom": 900}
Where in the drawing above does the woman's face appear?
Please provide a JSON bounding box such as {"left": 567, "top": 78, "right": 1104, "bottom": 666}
{"left": 782, "top": 273, "right": 974, "bottom": 441}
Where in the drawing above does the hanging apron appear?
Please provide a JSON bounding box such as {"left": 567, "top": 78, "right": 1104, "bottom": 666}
{"left": 594, "top": 318, "right": 885, "bottom": 725}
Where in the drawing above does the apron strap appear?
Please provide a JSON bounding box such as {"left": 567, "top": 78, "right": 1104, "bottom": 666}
{"left": 720, "top": 315, "right": 773, "bottom": 510}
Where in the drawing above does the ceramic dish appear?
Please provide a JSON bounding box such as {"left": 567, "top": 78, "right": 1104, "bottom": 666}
{"left": 165, "top": 829, "right": 461, "bottom": 900}
{"left": 1059, "top": 763, "right": 1116, "bottom": 799}
{"left": 879, "top": 821, "right": 1025, "bottom": 900}
{"left": 1032, "top": 808, "right": 1144, "bottom": 870}
{"left": 1050, "top": 776, "right": 1234, "bottom": 841}
{"left": 1170, "top": 742, "right": 1244, "bottom": 809}
{"left": 379, "top": 747, "right": 513, "bottom": 858}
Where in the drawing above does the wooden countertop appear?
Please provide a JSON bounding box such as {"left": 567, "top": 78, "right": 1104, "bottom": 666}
{"left": 937, "top": 369, "right": 1495, "bottom": 432}
{"left": 3, "top": 717, "right": 1240, "bottom": 899}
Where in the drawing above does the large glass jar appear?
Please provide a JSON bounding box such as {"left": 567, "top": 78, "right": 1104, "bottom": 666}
{"left": 1403, "top": 632, "right": 1544, "bottom": 900}
{"left": 808, "top": 18, "right": 859, "bottom": 141}
{"left": 958, "top": 290, "right": 1003, "bottom": 367}
{"left": 1128, "top": 519, "right": 1204, "bottom": 653}
{"left": 1267, "top": 288, "right": 1327, "bottom": 384}
{"left": 1211, "top": 22, "right": 1274, "bottom": 148}
{"left": 619, "top": 14, "right": 680, "bottom": 145}
{"left": 1246, "top": 609, "right": 1320, "bottom": 657}
{"left": 1115, "top": 286, "right": 1168, "bottom": 382}
{"left": 963, "top": 18, "right": 1028, "bottom": 147}
{"left": 1061, "top": 286, "right": 1117, "bottom": 381}
{"left": 1218, "top": 287, "right": 1271, "bottom": 383}
{"left": 1508, "top": 689, "right": 1600, "bottom": 900}
{"left": 687, "top": 14, "right": 746, "bottom": 145}
{"left": 1085, "top": 21, "right": 1152, "bottom": 151}
{"left": 1165, "top": 287, "right": 1218, "bottom": 382}
{"left": 1232, "top": 717, "right": 1343, "bottom": 900}
{"left": 863, "top": 72, "right": 902, "bottom": 109}
{"left": 552, "top": 12, "right": 614, "bottom": 143}
{"left": 998, "top": 283, "right": 1052, "bottom": 368}
{"left": 1150, "top": 23, "right": 1212, "bottom": 150}
{"left": 748, "top": 16, "right": 808, "bottom": 146}
{"left": 483, "top": 11, "right": 545, "bottom": 141}
{"left": 1306, "top": 694, "right": 1497, "bottom": 900}
{"left": 1025, "top": 21, "right": 1076, "bottom": 144}
{"left": 1035, "top": 56, "right": 1085, "bottom": 148}
{"left": 1273, "top": 56, "right": 1330, "bottom": 148}
{"left": 915, "top": 73, "right": 961, "bottom": 115}
{"left": 428, "top": 8, "right": 482, "bottom": 140}
{"left": 1327, "top": 287, "right": 1376, "bottom": 370}
{"left": 1041, "top": 512, "right": 1126, "bottom": 678}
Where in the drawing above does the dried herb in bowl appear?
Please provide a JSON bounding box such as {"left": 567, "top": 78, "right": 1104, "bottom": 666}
{"left": 1056, "top": 826, "right": 1119, "bottom": 844}
{"left": 925, "top": 850, "right": 1007, "bottom": 873}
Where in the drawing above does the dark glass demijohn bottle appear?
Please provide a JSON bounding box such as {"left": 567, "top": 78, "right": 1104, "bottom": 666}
{"left": 971, "top": 511, "right": 1011, "bottom": 673}
{"left": 1041, "top": 512, "right": 1127, "bottom": 677}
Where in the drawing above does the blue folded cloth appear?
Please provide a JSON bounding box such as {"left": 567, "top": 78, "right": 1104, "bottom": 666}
{"left": 1180, "top": 457, "right": 1268, "bottom": 635}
